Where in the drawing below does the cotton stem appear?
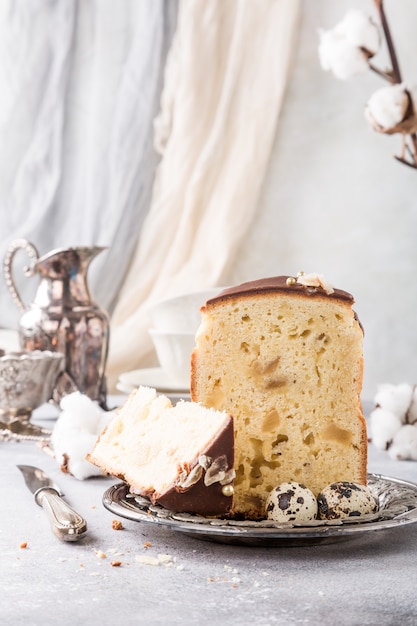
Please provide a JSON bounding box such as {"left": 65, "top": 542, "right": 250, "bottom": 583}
{"left": 373, "top": 0, "right": 417, "bottom": 168}
{"left": 373, "top": 0, "right": 402, "bottom": 83}
{"left": 368, "top": 63, "right": 394, "bottom": 83}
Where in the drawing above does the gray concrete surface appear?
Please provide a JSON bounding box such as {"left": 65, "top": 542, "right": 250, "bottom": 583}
{"left": 2, "top": 399, "right": 417, "bottom": 626}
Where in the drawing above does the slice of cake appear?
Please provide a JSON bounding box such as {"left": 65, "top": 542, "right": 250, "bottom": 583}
{"left": 87, "top": 386, "right": 234, "bottom": 516}
{"left": 190, "top": 273, "right": 367, "bottom": 520}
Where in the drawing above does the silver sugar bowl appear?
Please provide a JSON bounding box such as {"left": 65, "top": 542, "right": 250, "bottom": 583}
{"left": 0, "top": 350, "right": 65, "bottom": 439}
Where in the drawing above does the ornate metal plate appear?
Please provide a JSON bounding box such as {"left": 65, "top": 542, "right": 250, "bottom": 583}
{"left": 102, "top": 474, "right": 417, "bottom": 547}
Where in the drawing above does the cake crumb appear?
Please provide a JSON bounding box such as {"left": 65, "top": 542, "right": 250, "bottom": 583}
{"left": 95, "top": 550, "right": 107, "bottom": 559}
{"left": 112, "top": 519, "right": 123, "bottom": 530}
{"left": 136, "top": 555, "right": 161, "bottom": 566}
{"left": 135, "top": 553, "right": 173, "bottom": 566}
{"left": 111, "top": 560, "right": 122, "bottom": 567}
{"left": 157, "top": 554, "right": 173, "bottom": 564}
{"left": 19, "top": 542, "right": 28, "bottom": 549}
{"left": 143, "top": 541, "right": 152, "bottom": 548}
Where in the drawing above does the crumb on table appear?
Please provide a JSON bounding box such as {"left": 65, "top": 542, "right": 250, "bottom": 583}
{"left": 112, "top": 519, "right": 123, "bottom": 530}
{"left": 95, "top": 550, "right": 107, "bottom": 559}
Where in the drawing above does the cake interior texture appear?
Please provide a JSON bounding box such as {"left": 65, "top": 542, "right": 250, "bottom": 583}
{"left": 191, "top": 281, "right": 367, "bottom": 520}
{"left": 87, "top": 386, "right": 234, "bottom": 515}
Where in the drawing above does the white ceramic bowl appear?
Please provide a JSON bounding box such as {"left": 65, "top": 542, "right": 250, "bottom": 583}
{"left": 147, "top": 288, "right": 226, "bottom": 333}
{"left": 148, "top": 329, "right": 196, "bottom": 388}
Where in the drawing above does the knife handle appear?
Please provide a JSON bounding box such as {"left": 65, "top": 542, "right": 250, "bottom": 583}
{"left": 35, "top": 488, "right": 87, "bottom": 542}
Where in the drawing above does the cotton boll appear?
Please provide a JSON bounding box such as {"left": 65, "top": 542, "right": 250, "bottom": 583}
{"left": 318, "top": 29, "right": 370, "bottom": 79}
{"left": 59, "top": 391, "right": 104, "bottom": 434}
{"left": 318, "top": 10, "right": 378, "bottom": 80}
{"left": 53, "top": 429, "right": 104, "bottom": 480}
{"left": 369, "top": 407, "right": 403, "bottom": 450}
{"left": 60, "top": 391, "right": 95, "bottom": 414}
{"left": 318, "top": 29, "right": 339, "bottom": 72}
{"left": 339, "top": 10, "right": 380, "bottom": 55}
{"left": 51, "top": 392, "right": 113, "bottom": 479}
{"left": 373, "top": 383, "right": 412, "bottom": 419}
{"left": 388, "top": 425, "right": 417, "bottom": 461}
{"left": 66, "top": 458, "right": 102, "bottom": 481}
{"left": 365, "top": 84, "right": 409, "bottom": 131}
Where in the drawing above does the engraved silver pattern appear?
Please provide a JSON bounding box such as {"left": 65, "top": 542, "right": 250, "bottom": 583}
{"left": 103, "top": 474, "right": 417, "bottom": 546}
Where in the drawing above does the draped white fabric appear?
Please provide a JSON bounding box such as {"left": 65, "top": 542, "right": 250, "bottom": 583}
{"left": 0, "top": 0, "right": 178, "bottom": 326}
{"left": 108, "top": 0, "right": 300, "bottom": 389}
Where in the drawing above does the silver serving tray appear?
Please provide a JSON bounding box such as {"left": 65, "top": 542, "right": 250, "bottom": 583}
{"left": 102, "top": 474, "right": 417, "bottom": 547}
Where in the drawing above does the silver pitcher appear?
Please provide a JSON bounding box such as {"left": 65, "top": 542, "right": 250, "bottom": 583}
{"left": 4, "top": 239, "right": 109, "bottom": 408}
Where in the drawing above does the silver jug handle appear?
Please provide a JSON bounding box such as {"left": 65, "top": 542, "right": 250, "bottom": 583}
{"left": 3, "top": 239, "right": 40, "bottom": 312}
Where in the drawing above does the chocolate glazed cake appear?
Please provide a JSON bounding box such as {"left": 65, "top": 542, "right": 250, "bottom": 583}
{"left": 87, "top": 386, "right": 235, "bottom": 516}
{"left": 191, "top": 273, "right": 367, "bottom": 520}
{"left": 155, "top": 419, "right": 234, "bottom": 515}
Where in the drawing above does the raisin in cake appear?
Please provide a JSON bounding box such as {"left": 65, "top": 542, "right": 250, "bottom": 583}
{"left": 87, "top": 385, "right": 234, "bottom": 516}
{"left": 190, "top": 274, "right": 367, "bottom": 520}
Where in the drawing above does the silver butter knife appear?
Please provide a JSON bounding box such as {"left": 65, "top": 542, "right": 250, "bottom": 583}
{"left": 17, "top": 464, "right": 87, "bottom": 542}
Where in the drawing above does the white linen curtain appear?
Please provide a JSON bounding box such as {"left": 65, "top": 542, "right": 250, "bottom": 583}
{"left": 107, "top": 0, "right": 301, "bottom": 389}
{"left": 0, "top": 0, "right": 178, "bottom": 326}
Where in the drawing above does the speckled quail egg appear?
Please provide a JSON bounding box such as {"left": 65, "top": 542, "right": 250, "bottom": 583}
{"left": 265, "top": 482, "right": 318, "bottom": 523}
{"left": 317, "top": 482, "right": 379, "bottom": 520}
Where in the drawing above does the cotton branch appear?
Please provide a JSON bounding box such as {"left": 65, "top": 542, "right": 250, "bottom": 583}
{"left": 318, "top": 1, "right": 417, "bottom": 170}
{"left": 372, "top": 0, "right": 417, "bottom": 168}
